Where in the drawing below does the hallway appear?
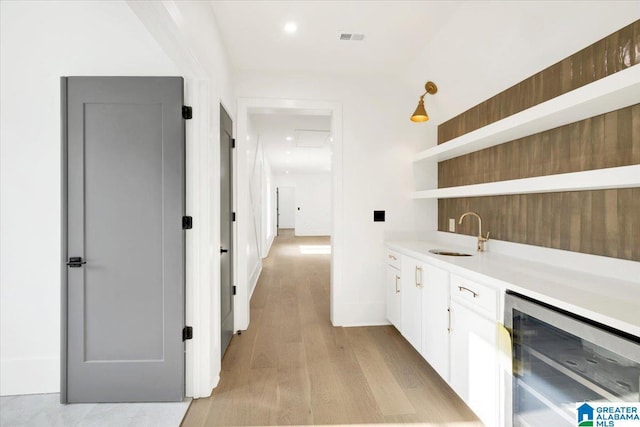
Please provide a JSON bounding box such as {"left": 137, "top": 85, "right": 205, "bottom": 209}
{"left": 181, "top": 231, "right": 482, "bottom": 426}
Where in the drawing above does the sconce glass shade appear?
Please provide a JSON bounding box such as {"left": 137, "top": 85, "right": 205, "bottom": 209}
{"left": 411, "top": 97, "right": 429, "bottom": 122}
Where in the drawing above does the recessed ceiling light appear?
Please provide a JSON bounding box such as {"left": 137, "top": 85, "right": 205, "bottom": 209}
{"left": 285, "top": 136, "right": 293, "bottom": 141}
{"left": 285, "top": 170, "right": 289, "bottom": 174}
{"left": 285, "top": 151, "right": 291, "bottom": 155}
{"left": 283, "top": 22, "right": 297, "bottom": 34}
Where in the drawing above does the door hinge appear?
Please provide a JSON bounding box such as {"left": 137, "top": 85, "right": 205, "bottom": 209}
{"left": 232, "top": 212, "right": 236, "bottom": 222}
{"left": 183, "top": 326, "right": 193, "bottom": 341}
{"left": 182, "top": 216, "right": 193, "bottom": 230}
{"left": 231, "top": 138, "right": 236, "bottom": 148}
{"left": 182, "top": 106, "right": 192, "bottom": 120}
{"left": 233, "top": 286, "right": 237, "bottom": 296}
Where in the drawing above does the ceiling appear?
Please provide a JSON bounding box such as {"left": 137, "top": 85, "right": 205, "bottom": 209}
{"left": 212, "top": 1, "right": 639, "bottom": 152}
{"left": 209, "top": 1, "right": 638, "bottom": 85}
{"left": 209, "top": 0, "right": 461, "bottom": 76}
{"left": 250, "top": 112, "right": 332, "bottom": 175}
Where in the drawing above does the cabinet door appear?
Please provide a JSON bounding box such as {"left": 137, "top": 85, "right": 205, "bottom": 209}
{"left": 421, "top": 264, "right": 450, "bottom": 381}
{"left": 386, "top": 264, "right": 402, "bottom": 330}
{"left": 401, "top": 257, "right": 423, "bottom": 352}
{"left": 450, "top": 300, "right": 498, "bottom": 427}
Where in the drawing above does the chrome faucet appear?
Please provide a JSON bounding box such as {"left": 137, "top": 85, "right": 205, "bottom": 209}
{"left": 458, "top": 211, "right": 490, "bottom": 252}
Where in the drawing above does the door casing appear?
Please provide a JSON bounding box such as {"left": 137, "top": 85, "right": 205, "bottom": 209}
{"left": 234, "top": 98, "right": 343, "bottom": 330}
{"left": 220, "top": 104, "right": 234, "bottom": 357}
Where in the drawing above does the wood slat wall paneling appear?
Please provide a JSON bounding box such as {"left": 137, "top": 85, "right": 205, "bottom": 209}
{"left": 635, "top": 20, "right": 640, "bottom": 66}
{"left": 634, "top": 103, "right": 640, "bottom": 162}
{"left": 542, "top": 62, "right": 563, "bottom": 103}
{"left": 434, "top": 22, "right": 640, "bottom": 262}
{"left": 437, "top": 20, "right": 640, "bottom": 145}
{"left": 438, "top": 104, "right": 640, "bottom": 188}
{"left": 437, "top": 189, "right": 640, "bottom": 261}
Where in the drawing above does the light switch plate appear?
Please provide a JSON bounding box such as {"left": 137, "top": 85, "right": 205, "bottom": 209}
{"left": 374, "top": 210, "right": 385, "bottom": 222}
{"left": 449, "top": 218, "right": 456, "bottom": 232}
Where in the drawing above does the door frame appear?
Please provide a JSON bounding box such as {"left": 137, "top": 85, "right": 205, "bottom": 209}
{"left": 235, "top": 97, "right": 343, "bottom": 330}
{"left": 219, "top": 103, "right": 234, "bottom": 357}
{"left": 126, "top": 0, "right": 234, "bottom": 399}
{"left": 184, "top": 85, "right": 234, "bottom": 399}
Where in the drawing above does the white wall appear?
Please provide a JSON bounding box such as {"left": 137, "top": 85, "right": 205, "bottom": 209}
{"left": 0, "top": 0, "right": 182, "bottom": 396}
{"left": 262, "top": 158, "right": 275, "bottom": 257}
{"left": 245, "top": 116, "right": 268, "bottom": 296}
{"left": 1, "top": 0, "right": 237, "bottom": 399}
{"left": 236, "top": 74, "right": 431, "bottom": 326}
{"left": 274, "top": 173, "right": 332, "bottom": 236}
{"left": 234, "top": 6, "right": 640, "bottom": 332}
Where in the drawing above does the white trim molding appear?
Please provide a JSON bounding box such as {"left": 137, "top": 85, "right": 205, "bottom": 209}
{"left": 235, "top": 97, "right": 344, "bottom": 330}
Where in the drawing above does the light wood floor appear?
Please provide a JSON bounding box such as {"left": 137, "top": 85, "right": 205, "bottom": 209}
{"left": 181, "top": 230, "right": 482, "bottom": 426}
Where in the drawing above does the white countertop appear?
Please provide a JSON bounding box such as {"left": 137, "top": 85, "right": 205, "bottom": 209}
{"left": 386, "top": 239, "right": 640, "bottom": 338}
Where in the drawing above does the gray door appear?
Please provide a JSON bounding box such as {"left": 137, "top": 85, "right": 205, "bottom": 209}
{"left": 220, "top": 105, "right": 234, "bottom": 356}
{"left": 61, "top": 77, "right": 185, "bottom": 403}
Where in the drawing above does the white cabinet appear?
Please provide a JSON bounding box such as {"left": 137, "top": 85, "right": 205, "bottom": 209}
{"left": 385, "top": 248, "right": 502, "bottom": 426}
{"left": 400, "top": 255, "right": 450, "bottom": 383}
{"left": 385, "top": 249, "right": 402, "bottom": 330}
{"left": 401, "top": 256, "right": 424, "bottom": 352}
{"left": 421, "top": 263, "right": 450, "bottom": 382}
{"left": 449, "top": 276, "right": 499, "bottom": 427}
{"left": 386, "top": 263, "right": 402, "bottom": 330}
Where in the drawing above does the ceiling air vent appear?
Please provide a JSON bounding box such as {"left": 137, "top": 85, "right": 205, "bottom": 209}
{"left": 294, "top": 129, "right": 331, "bottom": 148}
{"left": 339, "top": 33, "right": 365, "bottom": 41}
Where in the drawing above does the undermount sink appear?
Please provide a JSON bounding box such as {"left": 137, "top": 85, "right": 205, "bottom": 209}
{"left": 429, "top": 249, "right": 473, "bottom": 257}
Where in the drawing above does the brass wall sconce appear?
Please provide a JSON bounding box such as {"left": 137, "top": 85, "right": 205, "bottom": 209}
{"left": 410, "top": 81, "right": 438, "bottom": 122}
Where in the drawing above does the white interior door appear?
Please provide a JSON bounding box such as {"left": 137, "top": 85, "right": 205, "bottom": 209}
{"left": 277, "top": 186, "right": 295, "bottom": 229}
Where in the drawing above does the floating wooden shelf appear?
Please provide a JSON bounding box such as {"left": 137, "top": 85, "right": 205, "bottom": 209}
{"left": 411, "top": 165, "right": 640, "bottom": 199}
{"left": 414, "top": 65, "right": 640, "bottom": 163}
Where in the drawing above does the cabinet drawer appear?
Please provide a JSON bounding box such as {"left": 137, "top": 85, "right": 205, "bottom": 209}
{"left": 386, "top": 249, "right": 401, "bottom": 269}
{"left": 450, "top": 275, "right": 497, "bottom": 319}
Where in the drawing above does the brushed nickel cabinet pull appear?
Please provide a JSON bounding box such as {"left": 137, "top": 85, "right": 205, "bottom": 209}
{"left": 395, "top": 275, "right": 400, "bottom": 294}
{"left": 388, "top": 254, "right": 397, "bottom": 260}
{"left": 447, "top": 307, "right": 451, "bottom": 332}
{"left": 458, "top": 286, "right": 478, "bottom": 298}
{"left": 415, "top": 266, "right": 423, "bottom": 287}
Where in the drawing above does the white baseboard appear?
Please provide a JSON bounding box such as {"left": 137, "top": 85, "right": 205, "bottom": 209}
{"left": 341, "top": 321, "right": 392, "bottom": 327}
{"left": 1, "top": 357, "right": 59, "bottom": 396}
{"left": 332, "top": 301, "right": 388, "bottom": 327}
{"left": 206, "top": 374, "right": 220, "bottom": 397}
{"left": 295, "top": 230, "right": 331, "bottom": 237}
{"left": 263, "top": 234, "right": 275, "bottom": 259}
{"left": 249, "top": 263, "right": 262, "bottom": 300}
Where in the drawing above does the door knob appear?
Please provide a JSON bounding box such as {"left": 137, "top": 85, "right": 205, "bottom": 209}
{"left": 67, "top": 257, "right": 86, "bottom": 267}
{"left": 220, "top": 248, "right": 228, "bottom": 254}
